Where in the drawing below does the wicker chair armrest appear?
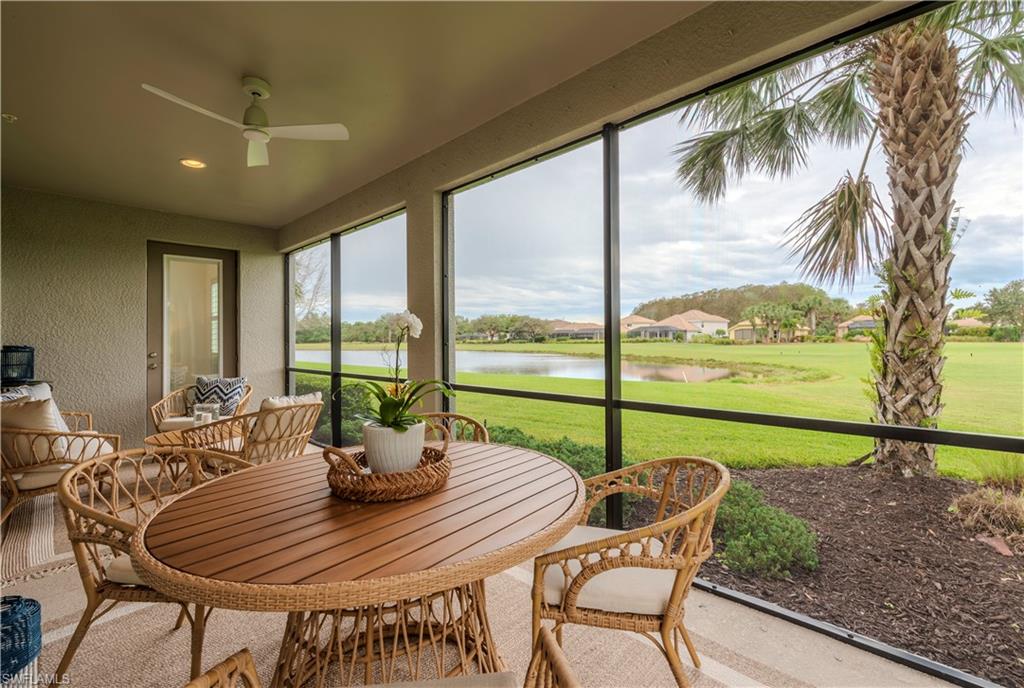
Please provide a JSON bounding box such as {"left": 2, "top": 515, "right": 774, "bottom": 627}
{"left": 60, "top": 411, "right": 94, "bottom": 432}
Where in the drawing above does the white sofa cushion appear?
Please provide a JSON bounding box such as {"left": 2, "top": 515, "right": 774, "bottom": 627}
{"left": 542, "top": 525, "right": 675, "bottom": 616}
{"left": 106, "top": 555, "right": 145, "bottom": 586}
{"left": 13, "top": 464, "right": 73, "bottom": 490}
{"left": 157, "top": 415, "right": 198, "bottom": 432}
{"left": 1, "top": 398, "right": 70, "bottom": 460}
{"left": 66, "top": 434, "right": 116, "bottom": 460}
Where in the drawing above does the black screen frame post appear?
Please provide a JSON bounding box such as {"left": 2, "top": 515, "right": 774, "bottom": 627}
{"left": 329, "top": 232, "right": 343, "bottom": 447}
{"left": 602, "top": 123, "right": 624, "bottom": 529}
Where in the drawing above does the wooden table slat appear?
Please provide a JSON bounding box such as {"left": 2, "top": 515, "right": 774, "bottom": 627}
{"left": 187, "top": 459, "right": 565, "bottom": 580}
{"left": 149, "top": 451, "right": 555, "bottom": 560}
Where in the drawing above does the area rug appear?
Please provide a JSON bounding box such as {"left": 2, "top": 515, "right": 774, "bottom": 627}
{"left": 1, "top": 494, "right": 75, "bottom": 584}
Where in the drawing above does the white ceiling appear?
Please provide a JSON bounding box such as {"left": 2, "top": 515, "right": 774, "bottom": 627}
{"left": 1, "top": 2, "right": 702, "bottom": 228}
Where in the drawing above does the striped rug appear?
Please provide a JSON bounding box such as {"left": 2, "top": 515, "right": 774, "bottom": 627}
{"left": 1, "top": 494, "right": 75, "bottom": 585}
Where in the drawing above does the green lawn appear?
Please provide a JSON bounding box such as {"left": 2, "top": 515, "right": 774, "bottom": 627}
{"left": 295, "top": 340, "right": 1023, "bottom": 481}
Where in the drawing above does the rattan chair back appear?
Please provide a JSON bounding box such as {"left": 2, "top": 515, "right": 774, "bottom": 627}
{"left": 150, "top": 384, "right": 254, "bottom": 429}
{"left": 180, "top": 402, "right": 322, "bottom": 465}
{"left": 421, "top": 412, "right": 489, "bottom": 443}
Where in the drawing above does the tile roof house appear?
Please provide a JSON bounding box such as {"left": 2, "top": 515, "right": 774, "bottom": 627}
{"left": 950, "top": 317, "right": 989, "bottom": 329}
{"left": 678, "top": 309, "right": 730, "bottom": 336}
{"left": 620, "top": 314, "right": 656, "bottom": 332}
{"left": 628, "top": 314, "right": 701, "bottom": 341}
{"left": 551, "top": 320, "right": 604, "bottom": 340}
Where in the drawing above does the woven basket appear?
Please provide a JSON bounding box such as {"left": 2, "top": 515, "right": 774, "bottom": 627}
{"left": 323, "top": 445, "right": 451, "bottom": 502}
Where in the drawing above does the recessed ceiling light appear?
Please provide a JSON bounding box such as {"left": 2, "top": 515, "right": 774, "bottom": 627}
{"left": 179, "top": 158, "right": 206, "bottom": 169}
{"left": 1, "top": 113, "right": 18, "bottom": 123}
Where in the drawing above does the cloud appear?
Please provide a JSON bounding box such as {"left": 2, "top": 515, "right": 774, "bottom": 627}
{"left": 314, "top": 93, "right": 1023, "bottom": 324}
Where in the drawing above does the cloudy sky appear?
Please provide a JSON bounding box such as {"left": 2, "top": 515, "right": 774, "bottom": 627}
{"left": 321, "top": 85, "right": 1023, "bottom": 325}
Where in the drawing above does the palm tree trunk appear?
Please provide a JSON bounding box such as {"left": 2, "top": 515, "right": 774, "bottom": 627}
{"left": 869, "top": 24, "right": 965, "bottom": 477}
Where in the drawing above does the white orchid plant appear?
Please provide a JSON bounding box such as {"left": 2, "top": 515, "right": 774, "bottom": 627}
{"left": 358, "top": 311, "right": 453, "bottom": 431}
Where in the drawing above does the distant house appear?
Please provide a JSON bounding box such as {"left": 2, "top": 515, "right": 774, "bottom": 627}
{"left": 950, "top": 317, "right": 989, "bottom": 329}
{"left": 728, "top": 318, "right": 809, "bottom": 342}
{"left": 629, "top": 314, "right": 701, "bottom": 341}
{"left": 837, "top": 314, "right": 877, "bottom": 337}
{"left": 551, "top": 320, "right": 604, "bottom": 340}
{"left": 728, "top": 319, "right": 757, "bottom": 342}
{"left": 620, "top": 314, "right": 655, "bottom": 332}
{"left": 678, "top": 309, "right": 729, "bottom": 336}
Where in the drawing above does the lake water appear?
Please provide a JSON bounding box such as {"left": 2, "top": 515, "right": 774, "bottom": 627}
{"left": 296, "top": 348, "right": 733, "bottom": 383}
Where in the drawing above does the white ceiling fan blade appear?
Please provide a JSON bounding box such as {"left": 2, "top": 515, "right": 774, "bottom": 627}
{"left": 247, "top": 139, "right": 269, "bottom": 167}
{"left": 265, "top": 123, "right": 350, "bottom": 141}
{"left": 142, "top": 83, "right": 243, "bottom": 129}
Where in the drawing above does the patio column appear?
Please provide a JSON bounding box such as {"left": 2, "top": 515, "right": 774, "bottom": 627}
{"left": 405, "top": 190, "right": 444, "bottom": 411}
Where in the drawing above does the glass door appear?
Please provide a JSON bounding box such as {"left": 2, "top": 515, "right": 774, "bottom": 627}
{"left": 147, "top": 242, "right": 238, "bottom": 428}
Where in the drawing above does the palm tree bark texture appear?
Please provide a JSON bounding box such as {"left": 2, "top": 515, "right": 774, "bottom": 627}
{"left": 870, "top": 24, "right": 965, "bottom": 476}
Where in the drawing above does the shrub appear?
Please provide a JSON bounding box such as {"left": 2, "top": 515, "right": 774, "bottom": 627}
{"left": 689, "top": 334, "right": 715, "bottom": 344}
{"left": 711, "top": 338, "right": 735, "bottom": 345}
{"left": 714, "top": 480, "right": 819, "bottom": 579}
{"left": 970, "top": 454, "right": 1024, "bottom": 491}
{"left": 952, "top": 325, "right": 991, "bottom": 337}
{"left": 991, "top": 325, "right": 1022, "bottom": 342}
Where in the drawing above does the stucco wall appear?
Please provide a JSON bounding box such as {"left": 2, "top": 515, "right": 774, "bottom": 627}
{"left": 1, "top": 187, "right": 284, "bottom": 446}
{"left": 277, "top": 1, "right": 910, "bottom": 390}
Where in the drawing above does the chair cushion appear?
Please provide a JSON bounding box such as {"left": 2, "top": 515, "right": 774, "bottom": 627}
{"left": 194, "top": 376, "right": 247, "bottom": 416}
{"left": 13, "top": 464, "right": 73, "bottom": 491}
{"left": 542, "top": 525, "right": 675, "bottom": 616}
{"left": 105, "top": 555, "right": 145, "bottom": 586}
{"left": 1, "top": 398, "right": 70, "bottom": 460}
{"left": 259, "top": 391, "right": 322, "bottom": 410}
{"left": 157, "top": 415, "right": 198, "bottom": 432}
{"left": 365, "top": 672, "right": 517, "bottom": 688}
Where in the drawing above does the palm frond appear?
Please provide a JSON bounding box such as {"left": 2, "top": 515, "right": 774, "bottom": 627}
{"left": 674, "top": 127, "right": 750, "bottom": 202}
{"left": 918, "top": 1, "right": 1024, "bottom": 35}
{"left": 680, "top": 63, "right": 810, "bottom": 130}
{"left": 959, "top": 32, "right": 1024, "bottom": 116}
{"left": 750, "top": 103, "right": 820, "bottom": 177}
{"left": 809, "top": 68, "right": 873, "bottom": 146}
{"left": 784, "top": 172, "right": 889, "bottom": 287}
{"left": 676, "top": 49, "right": 873, "bottom": 200}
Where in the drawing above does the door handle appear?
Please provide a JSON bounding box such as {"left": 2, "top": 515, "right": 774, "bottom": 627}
{"left": 147, "top": 363, "right": 158, "bottom": 370}
{"left": 148, "top": 352, "right": 158, "bottom": 358}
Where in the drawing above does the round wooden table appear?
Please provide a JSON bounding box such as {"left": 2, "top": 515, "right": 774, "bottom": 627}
{"left": 132, "top": 442, "right": 585, "bottom": 687}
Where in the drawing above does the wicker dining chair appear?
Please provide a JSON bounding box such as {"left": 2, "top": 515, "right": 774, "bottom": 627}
{"left": 421, "top": 412, "right": 489, "bottom": 443}
{"left": 150, "top": 384, "right": 254, "bottom": 432}
{"left": 56, "top": 447, "right": 253, "bottom": 684}
{"left": 1, "top": 409, "right": 120, "bottom": 526}
{"left": 185, "top": 648, "right": 262, "bottom": 688}
{"left": 179, "top": 402, "right": 322, "bottom": 465}
{"left": 532, "top": 456, "right": 730, "bottom": 688}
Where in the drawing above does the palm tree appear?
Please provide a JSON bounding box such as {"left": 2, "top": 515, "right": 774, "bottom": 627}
{"left": 675, "top": 3, "right": 1023, "bottom": 476}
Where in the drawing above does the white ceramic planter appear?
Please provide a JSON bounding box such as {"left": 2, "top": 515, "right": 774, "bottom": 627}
{"left": 363, "top": 421, "right": 425, "bottom": 473}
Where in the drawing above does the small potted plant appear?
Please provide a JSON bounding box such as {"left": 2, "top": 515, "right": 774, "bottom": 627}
{"left": 358, "top": 311, "right": 452, "bottom": 473}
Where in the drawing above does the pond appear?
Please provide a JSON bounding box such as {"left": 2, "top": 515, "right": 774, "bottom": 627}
{"left": 295, "top": 348, "right": 733, "bottom": 383}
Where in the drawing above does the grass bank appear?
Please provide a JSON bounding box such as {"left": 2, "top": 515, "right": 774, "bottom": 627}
{"left": 294, "top": 341, "right": 1023, "bottom": 481}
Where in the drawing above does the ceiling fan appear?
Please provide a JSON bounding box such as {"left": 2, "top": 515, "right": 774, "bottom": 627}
{"left": 142, "top": 76, "right": 349, "bottom": 167}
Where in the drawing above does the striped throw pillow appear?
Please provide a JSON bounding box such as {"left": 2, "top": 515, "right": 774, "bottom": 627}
{"left": 194, "top": 376, "right": 247, "bottom": 416}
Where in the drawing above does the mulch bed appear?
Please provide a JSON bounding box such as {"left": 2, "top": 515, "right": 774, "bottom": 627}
{"left": 628, "top": 466, "right": 1024, "bottom": 686}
